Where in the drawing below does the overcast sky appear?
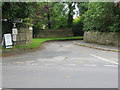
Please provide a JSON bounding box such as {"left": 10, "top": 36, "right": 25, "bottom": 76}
{"left": 64, "top": 3, "right": 80, "bottom": 19}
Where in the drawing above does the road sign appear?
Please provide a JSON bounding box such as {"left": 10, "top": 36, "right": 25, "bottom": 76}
{"left": 4, "top": 34, "right": 13, "bottom": 48}
{"left": 12, "top": 28, "right": 18, "bottom": 35}
{"left": 13, "top": 35, "right": 17, "bottom": 41}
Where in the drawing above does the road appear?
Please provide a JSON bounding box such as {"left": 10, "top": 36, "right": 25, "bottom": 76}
{"left": 2, "top": 40, "right": 118, "bottom": 88}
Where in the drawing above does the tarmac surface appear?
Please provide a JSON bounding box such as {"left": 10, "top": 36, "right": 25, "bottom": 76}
{"left": 2, "top": 40, "right": 118, "bottom": 88}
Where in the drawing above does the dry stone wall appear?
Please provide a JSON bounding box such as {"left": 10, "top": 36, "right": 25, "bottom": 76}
{"left": 84, "top": 31, "right": 120, "bottom": 47}
{"left": 34, "top": 29, "right": 73, "bottom": 38}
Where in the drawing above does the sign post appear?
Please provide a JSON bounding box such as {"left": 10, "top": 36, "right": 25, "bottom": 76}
{"left": 12, "top": 18, "right": 23, "bottom": 45}
{"left": 12, "top": 27, "right": 18, "bottom": 45}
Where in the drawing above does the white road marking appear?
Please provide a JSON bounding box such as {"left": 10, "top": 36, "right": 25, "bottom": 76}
{"left": 104, "top": 65, "right": 118, "bottom": 67}
{"left": 90, "top": 54, "right": 118, "bottom": 65}
{"left": 84, "top": 64, "right": 97, "bottom": 67}
{"left": 63, "top": 64, "right": 76, "bottom": 66}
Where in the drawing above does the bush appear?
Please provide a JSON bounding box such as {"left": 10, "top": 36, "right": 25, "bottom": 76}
{"left": 72, "top": 17, "right": 84, "bottom": 36}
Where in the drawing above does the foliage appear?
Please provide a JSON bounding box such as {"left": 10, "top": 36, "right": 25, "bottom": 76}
{"left": 33, "top": 2, "right": 67, "bottom": 29}
{"left": 50, "top": 3, "right": 68, "bottom": 29}
{"left": 32, "top": 2, "right": 68, "bottom": 30}
{"left": 83, "top": 2, "right": 120, "bottom": 32}
{"left": 72, "top": 17, "right": 84, "bottom": 36}
{"left": 108, "top": 2, "right": 120, "bottom": 32}
{"left": 67, "top": 2, "right": 75, "bottom": 28}
{"left": 77, "top": 2, "right": 88, "bottom": 16}
{"left": 2, "top": 2, "right": 77, "bottom": 30}
{"left": 3, "top": 2, "right": 120, "bottom": 39}
{"left": 71, "top": 2, "right": 88, "bottom": 36}
{"left": 0, "top": 1, "right": 3, "bottom": 7}
{"left": 2, "top": 2, "right": 36, "bottom": 19}
{"left": 23, "top": 18, "right": 33, "bottom": 26}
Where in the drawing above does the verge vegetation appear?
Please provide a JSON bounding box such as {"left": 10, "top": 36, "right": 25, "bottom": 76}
{"left": 15, "top": 36, "right": 83, "bottom": 49}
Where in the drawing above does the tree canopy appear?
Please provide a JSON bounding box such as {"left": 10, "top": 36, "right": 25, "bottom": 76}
{"left": 83, "top": 2, "right": 120, "bottom": 32}
{"left": 2, "top": 2, "right": 120, "bottom": 35}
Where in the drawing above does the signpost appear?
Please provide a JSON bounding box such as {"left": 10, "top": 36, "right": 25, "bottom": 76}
{"left": 12, "top": 28, "right": 18, "bottom": 43}
{"left": 12, "top": 35, "right": 17, "bottom": 42}
{"left": 1, "top": 18, "right": 23, "bottom": 48}
{"left": 12, "top": 18, "right": 23, "bottom": 45}
{"left": 12, "top": 28, "right": 18, "bottom": 35}
{"left": 4, "top": 34, "right": 13, "bottom": 48}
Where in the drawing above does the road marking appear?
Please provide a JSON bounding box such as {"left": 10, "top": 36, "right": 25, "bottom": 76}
{"left": 84, "top": 64, "right": 97, "bottom": 67}
{"left": 63, "top": 64, "right": 76, "bottom": 66}
{"left": 90, "top": 54, "right": 118, "bottom": 65}
{"left": 104, "top": 65, "right": 118, "bottom": 67}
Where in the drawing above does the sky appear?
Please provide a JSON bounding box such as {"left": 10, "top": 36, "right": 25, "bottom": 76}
{"left": 73, "top": 3, "right": 79, "bottom": 19}
{"left": 64, "top": 3, "right": 80, "bottom": 19}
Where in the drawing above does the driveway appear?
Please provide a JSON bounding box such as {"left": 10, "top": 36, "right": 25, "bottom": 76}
{"left": 2, "top": 40, "right": 118, "bottom": 88}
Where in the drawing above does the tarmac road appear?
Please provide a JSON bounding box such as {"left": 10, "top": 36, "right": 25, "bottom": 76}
{"left": 2, "top": 40, "right": 118, "bottom": 88}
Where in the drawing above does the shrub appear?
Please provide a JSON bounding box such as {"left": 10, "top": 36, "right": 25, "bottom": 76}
{"left": 72, "top": 17, "right": 84, "bottom": 36}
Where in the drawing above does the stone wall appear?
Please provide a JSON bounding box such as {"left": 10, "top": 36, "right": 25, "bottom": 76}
{"left": 17, "top": 28, "right": 33, "bottom": 45}
{"left": 34, "top": 29, "right": 73, "bottom": 38}
{"left": 84, "top": 31, "right": 120, "bottom": 46}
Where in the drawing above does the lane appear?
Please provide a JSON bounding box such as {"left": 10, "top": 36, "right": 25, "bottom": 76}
{"left": 2, "top": 40, "right": 118, "bottom": 88}
{"left": 90, "top": 54, "right": 118, "bottom": 65}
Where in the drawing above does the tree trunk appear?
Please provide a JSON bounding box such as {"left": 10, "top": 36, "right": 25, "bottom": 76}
{"left": 47, "top": 13, "right": 51, "bottom": 29}
{"left": 68, "top": 3, "right": 73, "bottom": 28}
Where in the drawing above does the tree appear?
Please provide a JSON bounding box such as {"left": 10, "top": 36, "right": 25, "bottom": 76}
{"left": 2, "top": 2, "right": 36, "bottom": 19}
{"left": 77, "top": 2, "right": 88, "bottom": 16}
{"left": 83, "top": 2, "right": 119, "bottom": 32}
{"left": 33, "top": 2, "right": 68, "bottom": 30}
{"left": 50, "top": 2, "right": 68, "bottom": 29}
{"left": 67, "top": 2, "right": 75, "bottom": 28}
{"left": 2, "top": 2, "right": 37, "bottom": 36}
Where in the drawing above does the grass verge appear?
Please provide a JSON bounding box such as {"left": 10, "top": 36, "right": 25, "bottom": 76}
{"left": 13, "top": 36, "right": 83, "bottom": 49}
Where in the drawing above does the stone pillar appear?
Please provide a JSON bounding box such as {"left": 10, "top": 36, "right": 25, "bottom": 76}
{"left": 17, "top": 27, "right": 33, "bottom": 45}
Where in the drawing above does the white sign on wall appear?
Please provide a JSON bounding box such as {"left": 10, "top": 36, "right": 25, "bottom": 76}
{"left": 4, "top": 34, "right": 13, "bottom": 48}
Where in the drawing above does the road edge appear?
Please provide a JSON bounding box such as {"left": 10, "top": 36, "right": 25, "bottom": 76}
{"left": 74, "top": 43, "right": 119, "bottom": 52}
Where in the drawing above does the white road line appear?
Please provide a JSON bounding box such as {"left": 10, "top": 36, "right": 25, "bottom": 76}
{"left": 63, "top": 64, "right": 76, "bottom": 66}
{"left": 90, "top": 54, "right": 118, "bottom": 65}
{"left": 84, "top": 64, "right": 97, "bottom": 67}
{"left": 104, "top": 65, "right": 118, "bottom": 67}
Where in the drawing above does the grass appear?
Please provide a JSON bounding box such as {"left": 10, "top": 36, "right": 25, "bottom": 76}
{"left": 15, "top": 36, "right": 83, "bottom": 49}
